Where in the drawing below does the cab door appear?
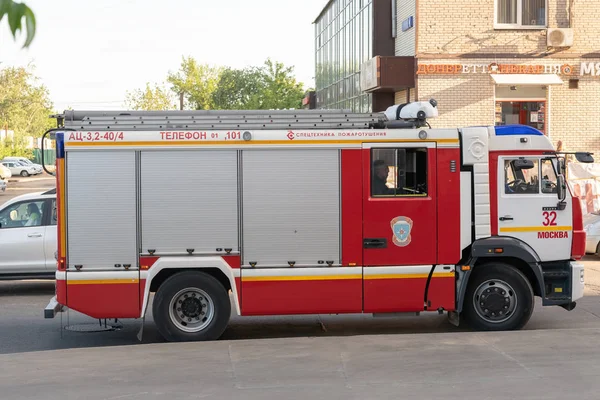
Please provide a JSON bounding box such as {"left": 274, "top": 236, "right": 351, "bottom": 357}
{"left": 497, "top": 156, "right": 571, "bottom": 262}
{"left": 362, "top": 143, "right": 440, "bottom": 313}
{"left": 362, "top": 142, "right": 437, "bottom": 266}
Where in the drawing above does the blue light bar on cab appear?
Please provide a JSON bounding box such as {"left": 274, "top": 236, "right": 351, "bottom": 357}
{"left": 494, "top": 125, "right": 544, "bottom": 136}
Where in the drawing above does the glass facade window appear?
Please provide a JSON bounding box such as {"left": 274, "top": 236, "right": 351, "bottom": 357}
{"left": 315, "top": 0, "right": 373, "bottom": 112}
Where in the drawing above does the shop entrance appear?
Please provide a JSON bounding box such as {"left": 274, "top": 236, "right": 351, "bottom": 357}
{"left": 494, "top": 85, "right": 547, "bottom": 135}
{"left": 495, "top": 101, "right": 546, "bottom": 134}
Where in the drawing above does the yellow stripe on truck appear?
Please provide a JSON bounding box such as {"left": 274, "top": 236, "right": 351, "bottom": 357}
{"left": 241, "top": 275, "right": 362, "bottom": 282}
{"left": 500, "top": 226, "right": 572, "bottom": 233}
{"left": 65, "top": 138, "right": 460, "bottom": 147}
{"left": 364, "top": 272, "right": 454, "bottom": 280}
{"left": 67, "top": 279, "right": 139, "bottom": 285}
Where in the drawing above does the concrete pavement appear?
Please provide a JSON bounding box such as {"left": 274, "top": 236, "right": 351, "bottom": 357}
{"left": 1, "top": 277, "right": 600, "bottom": 399}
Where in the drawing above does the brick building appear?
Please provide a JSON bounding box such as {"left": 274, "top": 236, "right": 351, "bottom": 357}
{"left": 314, "top": 0, "right": 600, "bottom": 153}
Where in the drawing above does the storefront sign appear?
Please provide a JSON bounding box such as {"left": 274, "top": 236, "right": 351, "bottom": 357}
{"left": 417, "top": 63, "right": 576, "bottom": 75}
{"left": 581, "top": 62, "right": 600, "bottom": 76}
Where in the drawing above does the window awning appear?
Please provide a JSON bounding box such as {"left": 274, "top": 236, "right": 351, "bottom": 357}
{"left": 491, "top": 74, "right": 564, "bottom": 86}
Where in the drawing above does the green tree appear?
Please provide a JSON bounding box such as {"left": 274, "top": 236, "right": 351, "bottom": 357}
{"left": 254, "top": 58, "right": 305, "bottom": 110}
{"left": 0, "top": 0, "right": 36, "bottom": 47}
{"left": 167, "top": 56, "right": 223, "bottom": 110}
{"left": 125, "top": 82, "right": 177, "bottom": 111}
{"left": 212, "top": 59, "right": 305, "bottom": 110}
{"left": 0, "top": 65, "right": 54, "bottom": 159}
{"left": 211, "top": 66, "right": 263, "bottom": 110}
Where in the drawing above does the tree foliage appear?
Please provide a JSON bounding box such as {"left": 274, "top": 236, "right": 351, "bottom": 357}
{"left": 211, "top": 59, "right": 305, "bottom": 110}
{"left": 125, "top": 82, "right": 177, "bottom": 111}
{"left": 167, "top": 57, "right": 223, "bottom": 111}
{"left": 126, "top": 57, "right": 307, "bottom": 111}
{"left": 0, "top": 0, "right": 36, "bottom": 47}
{"left": 0, "top": 65, "right": 54, "bottom": 159}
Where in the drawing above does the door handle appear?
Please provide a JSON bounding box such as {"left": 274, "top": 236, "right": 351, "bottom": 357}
{"left": 364, "top": 238, "right": 387, "bottom": 249}
{"left": 27, "top": 233, "right": 42, "bottom": 238}
{"left": 499, "top": 216, "right": 514, "bottom": 221}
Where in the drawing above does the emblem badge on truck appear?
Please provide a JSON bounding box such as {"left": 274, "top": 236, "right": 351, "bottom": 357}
{"left": 391, "top": 216, "right": 413, "bottom": 247}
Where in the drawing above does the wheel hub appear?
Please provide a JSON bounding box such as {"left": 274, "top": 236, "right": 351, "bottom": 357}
{"left": 473, "top": 280, "right": 517, "bottom": 323}
{"left": 169, "top": 288, "right": 214, "bottom": 333}
{"left": 181, "top": 297, "right": 201, "bottom": 318}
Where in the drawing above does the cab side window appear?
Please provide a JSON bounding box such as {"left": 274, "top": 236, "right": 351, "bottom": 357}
{"left": 541, "top": 158, "right": 558, "bottom": 194}
{"left": 371, "top": 148, "right": 428, "bottom": 197}
{"left": 0, "top": 200, "right": 45, "bottom": 229}
{"left": 504, "top": 158, "right": 540, "bottom": 194}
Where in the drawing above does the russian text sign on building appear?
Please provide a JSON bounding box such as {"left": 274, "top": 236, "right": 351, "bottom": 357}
{"left": 580, "top": 62, "right": 600, "bottom": 76}
{"left": 416, "top": 63, "right": 577, "bottom": 75}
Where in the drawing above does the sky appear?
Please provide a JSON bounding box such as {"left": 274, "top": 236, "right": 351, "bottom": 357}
{"left": 0, "top": 0, "right": 327, "bottom": 111}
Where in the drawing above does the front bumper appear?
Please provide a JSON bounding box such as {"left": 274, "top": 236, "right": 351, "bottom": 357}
{"left": 571, "top": 261, "right": 585, "bottom": 302}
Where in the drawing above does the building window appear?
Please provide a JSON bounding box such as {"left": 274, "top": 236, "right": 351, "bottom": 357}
{"left": 371, "top": 148, "right": 428, "bottom": 197}
{"left": 495, "top": 0, "right": 546, "bottom": 29}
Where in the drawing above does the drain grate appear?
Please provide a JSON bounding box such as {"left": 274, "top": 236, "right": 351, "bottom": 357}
{"left": 64, "top": 322, "right": 123, "bottom": 333}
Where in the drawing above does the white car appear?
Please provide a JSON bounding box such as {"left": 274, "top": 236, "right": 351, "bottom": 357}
{"left": 0, "top": 164, "right": 11, "bottom": 179}
{"left": 0, "top": 188, "right": 57, "bottom": 279}
{"left": 584, "top": 211, "right": 600, "bottom": 256}
{"left": 2, "top": 157, "right": 43, "bottom": 174}
{"left": 1, "top": 160, "right": 38, "bottom": 177}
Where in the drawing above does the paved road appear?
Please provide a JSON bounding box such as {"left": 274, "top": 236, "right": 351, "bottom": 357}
{"left": 1, "top": 277, "right": 600, "bottom": 399}
{"left": 0, "top": 173, "right": 55, "bottom": 204}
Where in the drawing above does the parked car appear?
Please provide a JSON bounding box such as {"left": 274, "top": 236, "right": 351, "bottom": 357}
{"left": 0, "top": 164, "right": 11, "bottom": 179}
{"left": 0, "top": 160, "right": 38, "bottom": 177}
{"left": 0, "top": 188, "right": 57, "bottom": 279}
{"left": 585, "top": 211, "right": 600, "bottom": 256}
{"left": 2, "top": 157, "right": 43, "bottom": 174}
{"left": 0, "top": 180, "right": 6, "bottom": 192}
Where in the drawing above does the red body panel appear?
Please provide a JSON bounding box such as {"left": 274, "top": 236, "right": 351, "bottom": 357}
{"left": 341, "top": 149, "right": 364, "bottom": 266}
{"left": 67, "top": 283, "right": 140, "bottom": 319}
{"left": 223, "top": 255, "right": 241, "bottom": 269}
{"left": 363, "top": 278, "right": 426, "bottom": 312}
{"left": 362, "top": 148, "right": 438, "bottom": 266}
{"left": 56, "top": 279, "right": 67, "bottom": 304}
{"left": 139, "top": 256, "right": 159, "bottom": 270}
{"left": 571, "top": 196, "right": 585, "bottom": 260}
{"left": 240, "top": 279, "right": 362, "bottom": 316}
{"left": 436, "top": 148, "right": 461, "bottom": 264}
{"left": 427, "top": 275, "right": 456, "bottom": 311}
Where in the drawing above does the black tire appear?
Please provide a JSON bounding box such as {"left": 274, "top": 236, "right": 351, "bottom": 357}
{"left": 152, "top": 271, "right": 231, "bottom": 342}
{"left": 20, "top": 170, "right": 29, "bottom": 177}
{"left": 463, "top": 263, "right": 534, "bottom": 331}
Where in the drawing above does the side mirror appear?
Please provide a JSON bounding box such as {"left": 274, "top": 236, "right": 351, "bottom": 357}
{"left": 575, "top": 152, "right": 594, "bottom": 163}
{"left": 557, "top": 174, "right": 566, "bottom": 203}
{"left": 513, "top": 159, "right": 535, "bottom": 170}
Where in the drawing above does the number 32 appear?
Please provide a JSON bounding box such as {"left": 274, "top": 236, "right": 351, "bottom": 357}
{"left": 543, "top": 211, "right": 557, "bottom": 226}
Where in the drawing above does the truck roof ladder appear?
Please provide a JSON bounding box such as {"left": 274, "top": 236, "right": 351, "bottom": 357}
{"left": 60, "top": 109, "right": 389, "bottom": 131}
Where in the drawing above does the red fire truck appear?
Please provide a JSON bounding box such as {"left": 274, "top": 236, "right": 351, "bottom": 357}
{"left": 42, "top": 100, "right": 592, "bottom": 342}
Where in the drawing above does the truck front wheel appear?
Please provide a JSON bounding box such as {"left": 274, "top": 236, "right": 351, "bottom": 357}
{"left": 463, "top": 263, "right": 534, "bottom": 331}
{"left": 152, "top": 271, "right": 231, "bottom": 342}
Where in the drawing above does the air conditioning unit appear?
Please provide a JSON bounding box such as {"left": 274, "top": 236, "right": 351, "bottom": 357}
{"left": 547, "top": 28, "right": 574, "bottom": 47}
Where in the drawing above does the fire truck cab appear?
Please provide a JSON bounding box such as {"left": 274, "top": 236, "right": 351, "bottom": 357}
{"left": 43, "top": 101, "right": 591, "bottom": 342}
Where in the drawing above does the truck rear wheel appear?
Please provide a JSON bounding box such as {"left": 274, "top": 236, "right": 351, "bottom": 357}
{"left": 152, "top": 271, "right": 231, "bottom": 342}
{"left": 463, "top": 263, "right": 534, "bottom": 331}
